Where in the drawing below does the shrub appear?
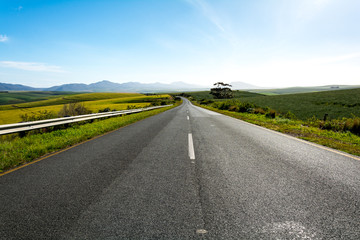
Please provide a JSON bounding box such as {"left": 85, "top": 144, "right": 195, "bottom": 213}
{"left": 253, "top": 108, "right": 266, "bottom": 115}
{"left": 319, "top": 121, "right": 333, "bottom": 130}
{"left": 98, "top": 107, "right": 111, "bottom": 113}
{"left": 265, "top": 109, "right": 277, "bottom": 118}
{"left": 228, "top": 105, "right": 238, "bottom": 112}
{"left": 58, "top": 102, "right": 92, "bottom": 117}
{"left": 284, "top": 111, "right": 297, "bottom": 120}
{"left": 218, "top": 101, "right": 232, "bottom": 110}
{"left": 238, "top": 105, "right": 247, "bottom": 113}
{"left": 151, "top": 101, "right": 161, "bottom": 106}
{"left": 199, "top": 99, "right": 214, "bottom": 105}
{"left": 238, "top": 102, "right": 255, "bottom": 113}
{"left": 351, "top": 118, "right": 360, "bottom": 135}
{"left": 127, "top": 105, "right": 138, "bottom": 109}
{"left": 344, "top": 118, "right": 360, "bottom": 135}
{"left": 211, "top": 100, "right": 255, "bottom": 113}
{"left": 306, "top": 116, "right": 319, "bottom": 127}
{"left": 314, "top": 118, "right": 360, "bottom": 136}
{"left": 20, "top": 110, "right": 56, "bottom": 122}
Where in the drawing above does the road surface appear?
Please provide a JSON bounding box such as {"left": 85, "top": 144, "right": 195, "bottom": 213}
{"left": 1, "top": 98, "right": 359, "bottom": 239}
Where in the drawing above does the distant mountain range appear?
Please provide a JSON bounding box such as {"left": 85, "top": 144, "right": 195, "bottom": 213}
{"left": 0, "top": 80, "right": 209, "bottom": 93}
{"left": 0, "top": 80, "right": 262, "bottom": 93}
{"left": 46, "top": 80, "right": 210, "bottom": 92}
{"left": 0, "top": 83, "right": 38, "bottom": 91}
{"left": 1, "top": 80, "right": 358, "bottom": 93}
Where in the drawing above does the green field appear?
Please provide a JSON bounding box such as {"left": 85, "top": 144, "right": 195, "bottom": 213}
{"left": 0, "top": 92, "right": 172, "bottom": 124}
{"left": 249, "top": 85, "right": 360, "bottom": 95}
{"left": 188, "top": 88, "right": 360, "bottom": 120}
{"left": 0, "top": 92, "right": 143, "bottom": 111}
{"left": 183, "top": 90, "right": 263, "bottom": 100}
{"left": 0, "top": 91, "right": 78, "bottom": 105}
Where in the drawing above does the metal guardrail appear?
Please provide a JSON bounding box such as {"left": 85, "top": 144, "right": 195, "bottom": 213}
{"left": 0, "top": 105, "right": 172, "bottom": 135}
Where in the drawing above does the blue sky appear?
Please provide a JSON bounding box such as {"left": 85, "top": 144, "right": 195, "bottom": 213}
{"left": 0, "top": 0, "right": 359, "bottom": 88}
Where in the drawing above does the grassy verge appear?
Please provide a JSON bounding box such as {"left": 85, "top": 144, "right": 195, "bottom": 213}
{"left": 0, "top": 102, "right": 180, "bottom": 172}
{"left": 194, "top": 103, "right": 360, "bottom": 157}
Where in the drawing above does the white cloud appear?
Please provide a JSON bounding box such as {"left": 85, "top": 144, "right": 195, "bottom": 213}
{"left": 0, "top": 35, "right": 9, "bottom": 42}
{"left": 0, "top": 61, "right": 64, "bottom": 73}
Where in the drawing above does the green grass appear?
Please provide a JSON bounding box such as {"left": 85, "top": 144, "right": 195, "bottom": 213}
{"left": 194, "top": 103, "right": 360, "bottom": 157}
{"left": 188, "top": 88, "right": 360, "bottom": 120}
{"left": 0, "top": 91, "right": 78, "bottom": 105}
{"left": 0, "top": 102, "right": 179, "bottom": 172}
{"left": 240, "top": 88, "right": 360, "bottom": 120}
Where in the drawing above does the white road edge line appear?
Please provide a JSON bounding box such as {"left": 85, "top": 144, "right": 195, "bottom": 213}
{"left": 187, "top": 116, "right": 189, "bottom": 120}
{"left": 188, "top": 133, "right": 195, "bottom": 160}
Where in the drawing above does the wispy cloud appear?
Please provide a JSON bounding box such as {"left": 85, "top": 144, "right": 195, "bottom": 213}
{"left": 0, "top": 61, "right": 64, "bottom": 72}
{"left": 184, "top": 0, "right": 240, "bottom": 47}
{"left": 185, "top": 0, "right": 226, "bottom": 33}
{"left": 296, "top": 0, "right": 332, "bottom": 21}
{"left": 0, "top": 35, "right": 9, "bottom": 42}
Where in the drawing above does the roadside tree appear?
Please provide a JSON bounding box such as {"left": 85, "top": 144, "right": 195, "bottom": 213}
{"left": 210, "top": 82, "right": 233, "bottom": 99}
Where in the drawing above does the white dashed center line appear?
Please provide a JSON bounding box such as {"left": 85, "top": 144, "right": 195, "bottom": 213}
{"left": 188, "top": 133, "right": 195, "bottom": 160}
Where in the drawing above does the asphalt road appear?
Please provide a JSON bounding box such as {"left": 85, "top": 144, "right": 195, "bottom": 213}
{"left": 1, "top": 98, "right": 360, "bottom": 239}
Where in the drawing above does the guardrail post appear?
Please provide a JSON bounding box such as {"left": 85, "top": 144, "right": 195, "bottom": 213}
{"left": 19, "top": 131, "right": 26, "bottom": 138}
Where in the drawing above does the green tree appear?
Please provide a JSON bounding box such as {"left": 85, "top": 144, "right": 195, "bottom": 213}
{"left": 210, "top": 82, "right": 233, "bottom": 99}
